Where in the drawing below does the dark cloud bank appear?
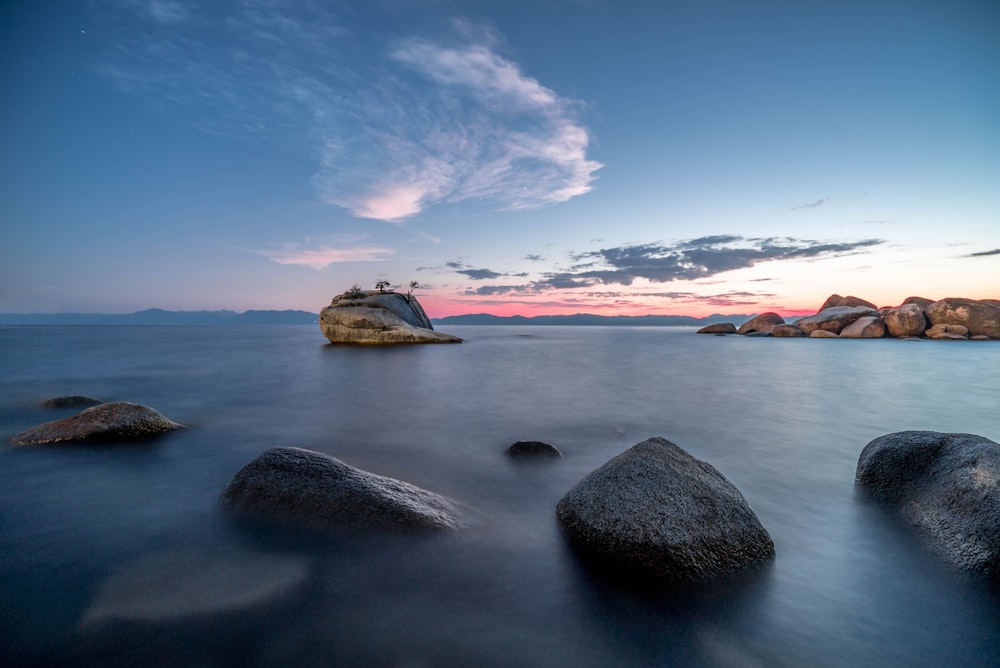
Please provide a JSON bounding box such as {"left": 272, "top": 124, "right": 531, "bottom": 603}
{"left": 464, "top": 235, "right": 884, "bottom": 296}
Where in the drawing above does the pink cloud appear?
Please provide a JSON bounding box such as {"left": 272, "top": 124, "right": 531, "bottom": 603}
{"left": 256, "top": 245, "right": 395, "bottom": 270}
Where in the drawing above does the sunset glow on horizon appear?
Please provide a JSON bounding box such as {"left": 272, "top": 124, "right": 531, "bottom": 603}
{"left": 2, "top": 1, "right": 997, "bottom": 319}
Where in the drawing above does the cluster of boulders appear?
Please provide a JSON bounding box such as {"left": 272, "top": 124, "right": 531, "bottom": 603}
{"left": 319, "top": 291, "right": 462, "bottom": 345}
{"left": 8, "top": 398, "right": 1000, "bottom": 587}
{"left": 698, "top": 294, "right": 1000, "bottom": 340}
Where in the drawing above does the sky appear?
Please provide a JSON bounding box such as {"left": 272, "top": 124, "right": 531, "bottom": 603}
{"left": 1, "top": 0, "right": 998, "bottom": 318}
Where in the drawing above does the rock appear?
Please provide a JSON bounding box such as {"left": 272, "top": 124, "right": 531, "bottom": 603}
{"left": 856, "top": 431, "right": 1000, "bottom": 579}
{"left": 839, "top": 316, "right": 886, "bottom": 339}
{"left": 10, "top": 402, "right": 185, "bottom": 446}
{"left": 507, "top": 440, "right": 562, "bottom": 458}
{"left": 925, "top": 323, "right": 969, "bottom": 339}
{"left": 555, "top": 437, "right": 774, "bottom": 581}
{"left": 221, "top": 447, "right": 469, "bottom": 531}
{"left": 902, "top": 296, "right": 935, "bottom": 310}
{"left": 810, "top": 330, "right": 839, "bottom": 338}
{"left": 793, "top": 305, "right": 878, "bottom": 335}
{"left": 884, "top": 303, "right": 927, "bottom": 338}
{"left": 38, "top": 395, "right": 104, "bottom": 408}
{"left": 745, "top": 331, "right": 772, "bottom": 337}
{"left": 737, "top": 312, "right": 785, "bottom": 335}
{"left": 971, "top": 335, "right": 993, "bottom": 341}
{"left": 697, "top": 323, "right": 737, "bottom": 334}
{"left": 925, "top": 298, "right": 1000, "bottom": 339}
{"left": 319, "top": 290, "right": 462, "bottom": 345}
{"left": 771, "top": 324, "right": 806, "bottom": 337}
{"left": 80, "top": 547, "right": 308, "bottom": 628}
{"left": 818, "top": 294, "right": 878, "bottom": 311}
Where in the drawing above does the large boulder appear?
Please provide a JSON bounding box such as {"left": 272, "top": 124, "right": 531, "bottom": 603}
{"left": 884, "top": 303, "right": 927, "bottom": 338}
{"left": 793, "top": 305, "right": 878, "bottom": 335}
{"left": 506, "top": 440, "right": 562, "bottom": 458}
{"left": 555, "top": 437, "right": 774, "bottom": 581}
{"left": 697, "top": 323, "right": 737, "bottom": 334}
{"left": 10, "top": 402, "right": 184, "bottom": 446}
{"left": 221, "top": 447, "right": 469, "bottom": 531}
{"left": 925, "top": 323, "right": 969, "bottom": 340}
{"left": 925, "top": 298, "right": 1000, "bottom": 339}
{"left": 319, "top": 290, "right": 462, "bottom": 345}
{"left": 902, "top": 296, "right": 935, "bottom": 310}
{"left": 737, "top": 312, "right": 785, "bottom": 335}
{"left": 818, "top": 294, "right": 878, "bottom": 311}
{"left": 839, "top": 315, "right": 886, "bottom": 338}
{"left": 856, "top": 431, "right": 1000, "bottom": 579}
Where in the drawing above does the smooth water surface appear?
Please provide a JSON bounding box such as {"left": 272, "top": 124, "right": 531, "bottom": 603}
{"left": 1, "top": 325, "right": 998, "bottom": 666}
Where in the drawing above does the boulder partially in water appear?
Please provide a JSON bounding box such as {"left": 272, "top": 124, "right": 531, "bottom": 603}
{"left": 856, "top": 431, "right": 1000, "bottom": 579}
{"left": 884, "top": 303, "right": 927, "bottom": 338}
{"left": 793, "top": 305, "right": 878, "bottom": 335}
{"left": 737, "top": 312, "right": 784, "bottom": 335}
{"left": 697, "top": 323, "right": 737, "bottom": 334}
{"left": 839, "top": 315, "right": 886, "bottom": 338}
{"left": 507, "top": 440, "right": 562, "bottom": 458}
{"left": 925, "top": 298, "right": 1000, "bottom": 339}
{"left": 320, "top": 290, "right": 462, "bottom": 345}
{"left": 556, "top": 437, "right": 774, "bottom": 581}
{"left": 221, "top": 447, "right": 469, "bottom": 531}
{"left": 10, "top": 402, "right": 185, "bottom": 446}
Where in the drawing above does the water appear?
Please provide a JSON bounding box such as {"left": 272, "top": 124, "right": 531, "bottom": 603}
{"left": 1, "top": 325, "right": 998, "bottom": 667}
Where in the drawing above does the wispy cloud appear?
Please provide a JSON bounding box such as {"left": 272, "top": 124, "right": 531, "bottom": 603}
{"left": 468, "top": 235, "right": 884, "bottom": 294}
{"left": 96, "top": 4, "right": 600, "bottom": 222}
{"left": 966, "top": 248, "right": 1000, "bottom": 257}
{"left": 252, "top": 242, "right": 394, "bottom": 270}
{"left": 791, "top": 197, "right": 830, "bottom": 210}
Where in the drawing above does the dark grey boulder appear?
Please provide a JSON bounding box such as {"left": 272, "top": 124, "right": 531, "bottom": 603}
{"left": 507, "top": 440, "right": 562, "bottom": 458}
{"left": 221, "top": 447, "right": 469, "bottom": 531}
{"left": 556, "top": 437, "right": 774, "bottom": 581}
{"left": 10, "top": 402, "right": 185, "bottom": 446}
{"left": 39, "top": 395, "right": 104, "bottom": 408}
{"left": 856, "top": 431, "right": 1000, "bottom": 579}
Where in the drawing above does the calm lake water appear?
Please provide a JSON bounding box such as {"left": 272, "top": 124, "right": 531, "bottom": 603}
{"left": 1, "top": 325, "right": 998, "bottom": 667}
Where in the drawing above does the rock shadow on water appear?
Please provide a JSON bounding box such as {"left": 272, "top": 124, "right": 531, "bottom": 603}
{"left": 559, "top": 532, "right": 777, "bottom": 666}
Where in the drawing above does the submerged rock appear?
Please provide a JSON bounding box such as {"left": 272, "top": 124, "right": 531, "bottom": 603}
{"left": 507, "top": 440, "right": 562, "bottom": 458}
{"left": 319, "top": 290, "right": 462, "bottom": 345}
{"left": 80, "top": 547, "right": 308, "bottom": 628}
{"left": 856, "top": 431, "right": 1000, "bottom": 579}
{"left": 10, "top": 402, "right": 185, "bottom": 446}
{"left": 221, "top": 447, "right": 469, "bottom": 531}
{"left": 697, "top": 323, "right": 737, "bottom": 334}
{"left": 556, "top": 437, "right": 774, "bottom": 581}
{"left": 38, "top": 395, "right": 104, "bottom": 409}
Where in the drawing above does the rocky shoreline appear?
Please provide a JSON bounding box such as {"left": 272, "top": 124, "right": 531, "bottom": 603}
{"left": 698, "top": 294, "right": 1000, "bottom": 340}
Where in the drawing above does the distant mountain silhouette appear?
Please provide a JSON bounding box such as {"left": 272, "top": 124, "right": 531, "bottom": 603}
{"left": 0, "top": 309, "right": 318, "bottom": 325}
{"left": 432, "top": 313, "right": 753, "bottom": 326}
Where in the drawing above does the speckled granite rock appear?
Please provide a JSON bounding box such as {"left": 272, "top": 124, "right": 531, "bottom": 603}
{"left": 556, "top": 437, "right": 774, "bottom": 581}
{"left": 856, "top": 431, "right": 1000, "bottom": 579}
{"left": 10, "top": 402, "right": 184, "bottom": 446}
{"left": 221, "top": 447, "right": 469, "bottom": 531}
{"left": 320, "top": 291, "right": 462, "bottom": 345}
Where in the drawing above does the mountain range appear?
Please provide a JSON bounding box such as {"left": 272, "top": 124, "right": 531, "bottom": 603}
{"left": 0, "top": 309, "right": 318, "bottom": 325}
{"left": 0, "top": 309, "right": 755, "bottom": 327}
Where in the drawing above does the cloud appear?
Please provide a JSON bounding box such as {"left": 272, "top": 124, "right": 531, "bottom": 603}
{"left": 253, "top": 242, "right": 394, "bottom": 270}
{"left": 96, "top": 5, "right": 601, "bottom": 222}
{"left": 791, "top": 197, "right": 830, "bottom": 210}
{"left": 523, "top": 254, "right": 545, "bottom": 261}
{"left": 469, "top": 235, "right": 884, "bottom": 294}
{"left": 967, "top": 248, "right": 1000, "bottom": 257}
{"left": 457, "top": 268, "right": 503, "bottom": 280}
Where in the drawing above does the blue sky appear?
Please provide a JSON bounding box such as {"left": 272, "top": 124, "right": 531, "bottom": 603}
{"left": 2, "top": 0, "right": 997, "bottom": 317}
